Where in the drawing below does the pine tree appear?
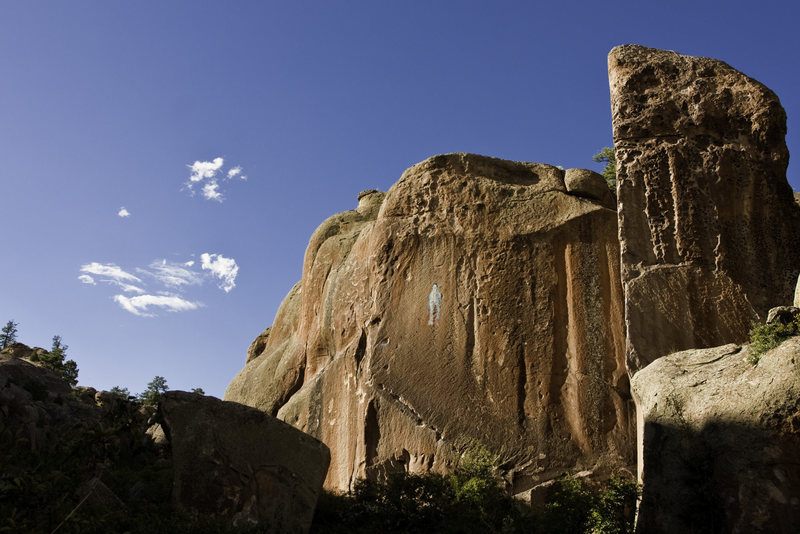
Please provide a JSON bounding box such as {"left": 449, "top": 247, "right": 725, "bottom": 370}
{"left": 593, "top": 147, "right": 617, "bottom": 190}
{"left": 139, "top": 376, "right": 169, "bottom": 406}
{"left": 0, "top": 320, "right": 19, "bottom": 349}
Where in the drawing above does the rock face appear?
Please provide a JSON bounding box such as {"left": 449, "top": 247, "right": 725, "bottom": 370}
{"left": 631, "top": 338, "right": 800, "bottom": 532}
{"left": 609, "top": 45, "right": 800, "bottom": 372}
{"left": 794, "top": 274, "right": 800, "bottom": 308}
{"left": 226, "top": 153, "right": 634, "bottom": 492}
{"left": 161, "top": 391, "right": 330, "bottom": 532}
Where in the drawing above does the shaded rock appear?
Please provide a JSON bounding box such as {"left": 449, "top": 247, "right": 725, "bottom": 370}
{"left": 76, "top": 476, "right": 126, "bottom": 513}
{"left": 160, "top": 391, "right": 330, "bottom": 532}
{"left": 564, "top": 168, "right": 615, "bottom": 208}
{"left": 631, "top": 339, "right": 800, "bottom": 532}
{"left": 146, "top": 422, "right": 169, "bottom": 448}
{"left": 795, "top": 274, "right": 800, "bottom": 308}
{"left": 246, "top": 327, "right": 271, "bottom": 363}
{"left": 0, "top": 352, "right": 71, "bottom": 401}
{"left": 766, "top": 306, "right": 799, "bottom": 326}
{"left": 226, "top": 153, "right": 634, "bottom": 493}
{"left": 609, "top": 45, "right": 800, "bottom": 372}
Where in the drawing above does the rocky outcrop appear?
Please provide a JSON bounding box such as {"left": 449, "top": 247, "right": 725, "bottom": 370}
{"left": 1, "top": 351, "right": 329, "bottom": 532}
{"left": 631, "top": 338, "right": 800, "bottom": 532}
{"left": 795, "top": 274, "right": 800, "bottom": 308}
{"left": 160, "top": 391, "right": 330, "bottom": 532}
{"left": 563, "top": 168, "right": 615, "bottom": 208}
{"left": 610, "top": 44, "right": 800, "bottom": 372}
{"left": 226, "top": 153, "right": 634, "bottom": 493}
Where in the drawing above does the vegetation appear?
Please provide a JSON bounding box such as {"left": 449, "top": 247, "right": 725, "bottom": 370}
{"left": 38, "top": 335, "right": 79, "bottom": 387}
{"left": 0, "top": 320, "right": 19, "bottom": 349}
{"left": 747, "top": 314, "right": 800, "bottom": 364}
{"left": 0, "top": 381, "right": 259, "bottom": 534}
{"left": 311, "top": 445, "right": 638, "bottom": 534}
{"left": 593, "top": 147, "right": 617, "bottom": 190}
{"left": 139, "top": 375, "right": 169, "bottom": 406}
{"left": 109, "top": 385, "right": 132, "bottom": 398}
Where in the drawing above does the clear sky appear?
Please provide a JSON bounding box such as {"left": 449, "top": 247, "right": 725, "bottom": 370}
{"left": 2, "top": 1, "right": 798, "bottom": 398}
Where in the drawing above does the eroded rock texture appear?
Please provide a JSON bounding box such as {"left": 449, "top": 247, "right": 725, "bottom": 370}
{"left": 610, "top": 45, "right": 800, "bottom": 372}
{"left": 161, "top": 391, "right": 330, "bottom": 533}
{"left": 226, "top": 153, "right": 634, "bottom": 492}
{"left": 631, "top": 339, "right": 800, "bottom": 533}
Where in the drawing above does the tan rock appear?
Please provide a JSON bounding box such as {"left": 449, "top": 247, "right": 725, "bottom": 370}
{"left": 226, "top": 153, "right": 634, "bottom": 493}
{"left": 795, "top": 274, "right": 800, "bottom": 308}
{"left": 564, "top": 168, "right": 615, "bottom": 208}
{"left": 161, "top": 391, "right": 330, "bottom": 532}
{"left": 631, "top": 339, "right": 800, "bottom": 532}
{"left": 609, "top": 45, "right": 800, "bottom": 372}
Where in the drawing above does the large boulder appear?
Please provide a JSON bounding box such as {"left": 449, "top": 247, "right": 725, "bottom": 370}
{"left": 609, "top": 45, "right": 800, "bottom": 372}
{"left": 631, "top": 338, "right": 800, "bottom": 532}
{"left": 226, "top": 153, "right": 634, "bottom": 493}
{"left": 160, "top": 391, "right": 330, "bottom": 532}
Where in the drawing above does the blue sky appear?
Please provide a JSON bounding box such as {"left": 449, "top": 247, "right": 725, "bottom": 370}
{"left": 2, "top": 2, "right": 798, "bottom": 398}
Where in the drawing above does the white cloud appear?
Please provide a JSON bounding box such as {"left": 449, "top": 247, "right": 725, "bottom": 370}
{"left": 113, "top": 294, "right": 201, "bottom": 317}
{"left": 118, "top": 207, "right": 131, "bottom": 218}
{"left": 202, "top": 181, "right": 223, "bottom": 202}
{"left": 201, "top": 253, "right": 239, "bottom": 292}
{"left": 80, "top": 262, "right": 142, "bottom": 284}
{"left": 188, "top": 157, "right": 224, "bottom": 183}
{"left": 78, "top": 274, "right": 96, "bottom": 285}
{"left": 226, "top": 166, "right": 245, "bottom": 180}
{"left": 184, "top": 157, "right": 246, "bottom": 202}
{"left": 184, "top": 260, "right": 195, "bottom": 267}
{"left": 119, "top": 283, "right": 145, "bottom": 294}
{"left": 146, "top": 259, "right": 203, "bottom": 288}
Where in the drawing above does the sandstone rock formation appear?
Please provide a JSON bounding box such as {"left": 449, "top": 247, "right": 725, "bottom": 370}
{"left": 226, "top": 153, "right": 635, "bottom": 492}
{"left": 631, "top": 338, "right": 800, "bottom": 532}
{"left": 161, "top": 391, "right": 330, "bottom": 532}
{"left": 563, "top": 168, "right": 615, "bottom": 208}
{"left": 609, "top": 44, "right": 800, "bottom": 372}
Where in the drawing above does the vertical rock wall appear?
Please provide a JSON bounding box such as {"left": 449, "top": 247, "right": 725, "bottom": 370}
{"left": 610, "top": 45, "right": 800, "bottom": 372}
{"left": 226, "top": 154, "right": 634, "bottom": 492}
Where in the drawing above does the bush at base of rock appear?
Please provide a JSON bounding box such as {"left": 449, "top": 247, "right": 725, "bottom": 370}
{"left": 310, "top": 472, "right": 638, "bottom": 534}
{"left": 748, "top": 313, "right": 800, "bottom": 364}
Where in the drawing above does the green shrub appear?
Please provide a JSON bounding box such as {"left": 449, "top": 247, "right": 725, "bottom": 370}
{"left": 748, "top": 315, "right": 800, "bottom": 364}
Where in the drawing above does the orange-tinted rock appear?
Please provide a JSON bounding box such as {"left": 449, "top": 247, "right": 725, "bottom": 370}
{"left": 226, "top": 154, "right": 634, "bottom": 492}
{"left": 609, "top": 45, "right": 800, "bottom": 372}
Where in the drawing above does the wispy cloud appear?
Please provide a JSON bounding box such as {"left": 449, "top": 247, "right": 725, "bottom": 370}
{"left": 201, "top": 253, "right": 239, "bottom": 293}
{"left": 80, "top": 262, "right": 142, "bottom": 284}
{"left": 119, "top": 283, "right": 145, "bottom": 294}
{"left": 226, "top": 166, "right": 246, "bottom": 180}
{"left": 145, "top": 259, "right": 203, "bottom": 288}
{"left": 184, "top": 157, "right": 246, "bottom": 202}
{"left": 81, "top": 253, "right": 238, "bottom": 316}
{"left": 118, "top": 207, "right": 131, "bottom": 218}
{"left": 113, "top": 294, "right": 201, "bottom": 317}
{"left": 202, "top": 181, "right": 223, "bottom": 202}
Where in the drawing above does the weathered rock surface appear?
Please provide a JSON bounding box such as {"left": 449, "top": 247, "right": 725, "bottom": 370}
{"left": 160, "top": 391, "right": 330, "bottom": 532}
{"left": 610, "top": 45, "right": 800, "bottom": 372}
{"left": 631, "top": 338, "right": 800, "bottom": 533}
{"left": 795, "top": 274, "right": 800, "bottom": 308}
{"left": 226, "top": 153, "right": 634, "bottom": 493}
{"left": 563, "top": 168, "right": 615, "bottom": 208}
